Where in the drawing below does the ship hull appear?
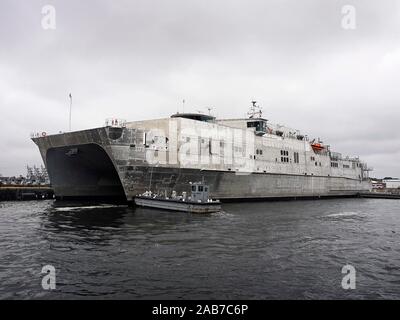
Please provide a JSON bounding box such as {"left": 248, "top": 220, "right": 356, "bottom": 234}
{"left": 121, "top": 166, "right": 370, "bottom": 201}
{"left": 42, "top": 143, "right": 370, "bottom": 202}
{"left": 45, "top": 143, "right": 126, "bottom": 201}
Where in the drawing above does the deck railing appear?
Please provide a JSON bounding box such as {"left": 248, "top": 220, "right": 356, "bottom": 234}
{"left": 105, "top": 118, "right": 127, "bottom": 128}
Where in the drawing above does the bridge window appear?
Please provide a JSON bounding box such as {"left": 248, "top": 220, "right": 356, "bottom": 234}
{"left": 281, "top": 150, "right": 289, "bottom": 163}
{"left": 281, "top": 156, "right": 289, "bottom": 163}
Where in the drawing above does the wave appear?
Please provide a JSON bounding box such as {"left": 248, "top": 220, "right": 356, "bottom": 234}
{"left": 326, "top": 211, "right": 361, "bottom": 217}
{"left": 53, "top": 204, "right": 128, "bottom": 212}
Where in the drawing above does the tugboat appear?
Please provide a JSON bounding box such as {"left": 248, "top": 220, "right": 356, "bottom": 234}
{"left": 134, "top": 181, "right": 221, "bottom": 214}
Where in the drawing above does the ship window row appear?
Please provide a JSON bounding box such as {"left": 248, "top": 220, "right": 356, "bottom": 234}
{"left": 152, "top": 136, "right": 169, "bottom": 144}
{"left": 280, "top": 150, "right": 289, "bottom": 156}
{"left": 294, "top": 152, "right": 299, "bottom": 164}
{"left": 331, "top": 162, "right": 339, "bottom": 168}
{"left": 281, "top": 156, "right": 289, "bottom": 163}
{"left": 256, "top": 149, "right": 263, "bottom": 155}
{"left": 311, "top": 156, "right": 315, "bottom": 161}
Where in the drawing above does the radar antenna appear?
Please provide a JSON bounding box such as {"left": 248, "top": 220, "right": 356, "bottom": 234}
{"left": 247, "top": 100, "right": 263, "bottom": 119}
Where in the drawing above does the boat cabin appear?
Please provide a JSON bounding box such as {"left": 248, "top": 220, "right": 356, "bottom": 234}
{"left": 190, "top": 182, "right": 210, "bottom": 203}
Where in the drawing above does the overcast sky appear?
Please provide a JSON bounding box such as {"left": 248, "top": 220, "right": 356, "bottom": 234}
{"left": 1, "top": 0, "right": 399, "bottom": 178}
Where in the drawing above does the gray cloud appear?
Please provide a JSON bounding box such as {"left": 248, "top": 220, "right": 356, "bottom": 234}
{"left": 0, "top": 0, "right": 399, "bottom": 178}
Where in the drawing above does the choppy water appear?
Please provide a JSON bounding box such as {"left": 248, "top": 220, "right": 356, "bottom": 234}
{"left": 0, "top": 198, "right": 400, "bottom": 299}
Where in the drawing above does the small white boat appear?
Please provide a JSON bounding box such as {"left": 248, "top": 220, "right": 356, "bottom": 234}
{"left": 134, "top": 182, "right": 221, "bottom": 214}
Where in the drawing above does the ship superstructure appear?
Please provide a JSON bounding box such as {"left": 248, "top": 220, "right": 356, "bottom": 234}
{"left": 32, "top": 102, "right": 372, "bottom": 201}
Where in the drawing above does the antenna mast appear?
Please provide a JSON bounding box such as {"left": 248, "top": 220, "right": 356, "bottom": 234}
{"left": 69, "top": 93, "right": 72, "bottom": 132}
{"left": 248, "top": 100, "right": 263, "bottom": 119}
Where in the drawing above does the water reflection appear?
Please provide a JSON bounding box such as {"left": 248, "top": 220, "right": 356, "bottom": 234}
{"left": 40, "top": 200, "right": 211, "bottom": 242}
{"left": 47, "top": 201, "right": 129, "bottom": 229}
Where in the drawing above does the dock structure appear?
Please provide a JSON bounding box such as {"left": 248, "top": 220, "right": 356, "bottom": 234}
{"left": 359, "top": 192, "right": 400, "bottom": 200}
{"left": 0, "top": 185, "right": 54, "bottom": 201}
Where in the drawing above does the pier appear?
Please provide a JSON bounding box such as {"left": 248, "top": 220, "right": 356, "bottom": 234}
{"left": 0, "top": 185, "right": 54, "bottom": 201}
{"left": 359, "top": 192, "right": 400, "bottom": 200}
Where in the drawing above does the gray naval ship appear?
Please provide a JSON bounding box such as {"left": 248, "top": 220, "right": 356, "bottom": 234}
{"left": 32, "top": 102, "right": 372, "bottom": 202}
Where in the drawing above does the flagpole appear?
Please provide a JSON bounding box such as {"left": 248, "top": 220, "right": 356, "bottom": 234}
{"left": 69, "top": 93, "right": 72, "bottom": 132}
